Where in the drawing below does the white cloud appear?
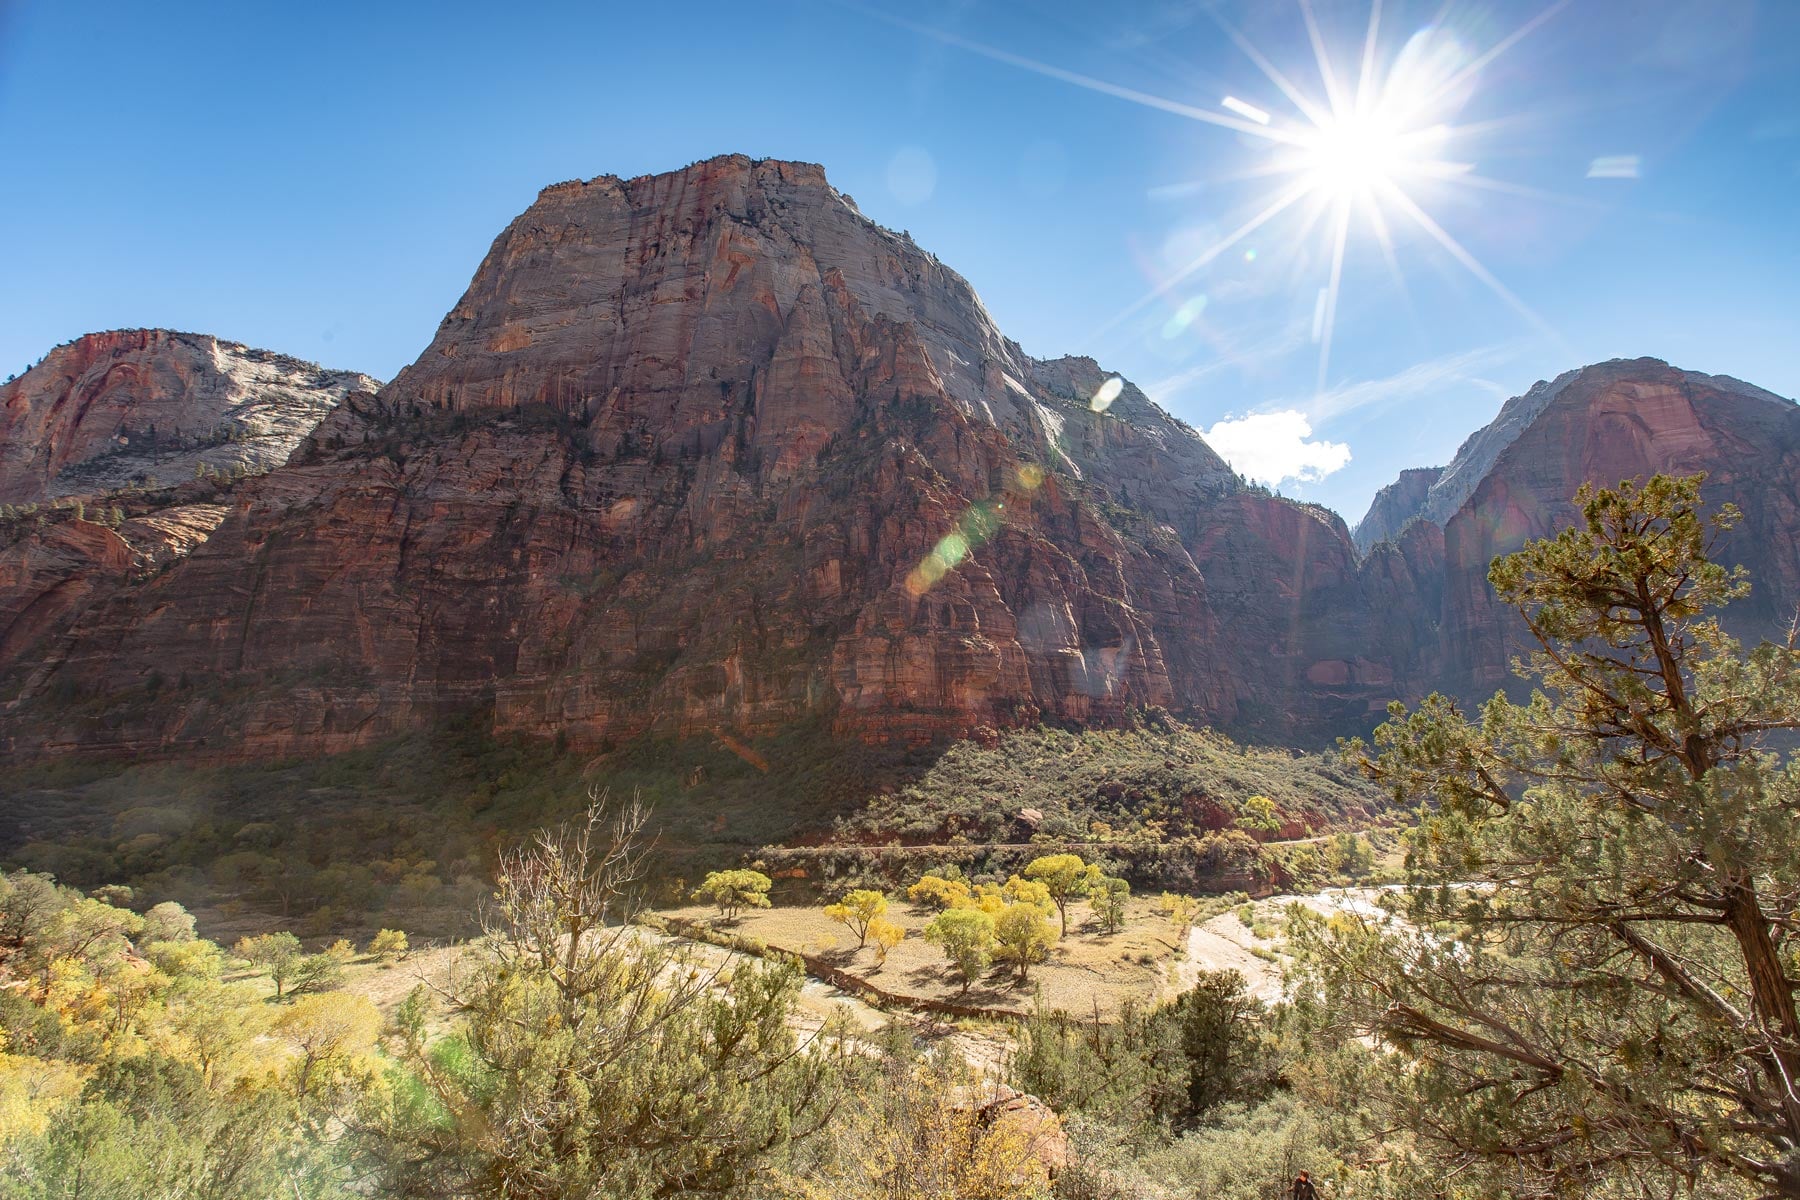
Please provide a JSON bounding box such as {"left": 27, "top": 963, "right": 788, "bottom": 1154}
{"left": 1204, "top": 410, "right": 1351, "bottom": 486}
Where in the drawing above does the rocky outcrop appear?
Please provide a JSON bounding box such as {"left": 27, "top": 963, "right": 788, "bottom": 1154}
{"left": 976, "top": 1085, "right": 1069, "bottom": 1178}
{"left": 0, "top": 329, "right": 379, "bottom": 504}
{"left": 0, "top": 155, "right": 1420, "bottom": 760}
{"left": 1351, "top": 465, "right": 1440, "bottom": 553}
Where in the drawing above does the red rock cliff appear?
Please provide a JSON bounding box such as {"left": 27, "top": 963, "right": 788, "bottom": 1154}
{"left": 1435, "top": 359, "right": 1800, "bottom": 692}
{"left": 0, "top": 155, "right": 1419, "bottom": 759}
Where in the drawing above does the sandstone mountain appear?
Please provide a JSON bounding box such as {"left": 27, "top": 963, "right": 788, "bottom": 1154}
{"left": 0, "top": 331, "right": 376, "bottom": 694}
{"left": 1355, "top": 357, "right": 1800, "bottom": 693}
{"left": 0, "top": 156, "right": 1415, "bottom": 759}
{"left": 0, "top": 329, "right": 379, "bottom": 504}
{"left": 1349, "top": 466, "right": 1441, "bottom": 555}
{"left": 2, "top": 158, "right": 1795, "bottom": 768}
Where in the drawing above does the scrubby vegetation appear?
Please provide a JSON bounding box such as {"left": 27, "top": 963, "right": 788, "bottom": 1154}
{"left": 0, "top": 713, "right": 1394, "bottom": 942}
{"left": 0, "top": 871, "right": 381, "bottom": 1197}
{"left": 834, "top": 717, "right": 1385, "bottom": 844}
{"left": 0, "top": 810, "right": 1372, "bottom": 1200}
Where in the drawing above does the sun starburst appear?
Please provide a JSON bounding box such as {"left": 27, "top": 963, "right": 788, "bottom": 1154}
{"left": 1133, "top": 0, "right": 1566, "bottom": 390}
{"left": 855, "top": 0, "right": 1567, "bottom": 395}
{"left": 1162, "top": 0, "right": 1570, "bottom": 388}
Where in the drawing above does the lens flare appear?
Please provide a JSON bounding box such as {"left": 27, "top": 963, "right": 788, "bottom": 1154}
{"left": 904, "top": 472, "right": 1045, "bottom": 597}
{"left": 1090, "top": 376, "right": 1124, "bottom": 412}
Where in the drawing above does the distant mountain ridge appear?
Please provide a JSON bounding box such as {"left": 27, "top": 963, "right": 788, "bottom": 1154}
{"left": 0, "top": 328, "right": 379, "bottom": 504}
{"left": 1353, "top": 359, "right": 1792, "bottom": 552}
{"left": 1, "top": 156, "right": 1796, "bottom": 771}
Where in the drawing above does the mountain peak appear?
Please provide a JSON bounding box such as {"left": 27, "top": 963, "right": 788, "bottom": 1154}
{"left": 13, "top": 161, "right": 1796, "bottom": 764}
{"left": 1353, "top": 356, "right": 1797, "bottom": 552}
{"left": 0, "top": 329, "right": 378, "bottom": 505}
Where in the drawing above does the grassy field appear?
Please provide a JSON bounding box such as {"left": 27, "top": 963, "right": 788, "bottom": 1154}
{"left": 658, "top": 895, "right": 1190, "bottom": 1017}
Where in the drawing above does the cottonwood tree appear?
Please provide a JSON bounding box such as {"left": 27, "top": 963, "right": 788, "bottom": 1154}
{"left": 924, "top": 907, "right": 995, "bottom": 995}
{"left": 1089, "top": 875, "right": 1130, "bottom": 935}
{"left": 694, "top": 868, "right": 772, "bottom": 921}
{"left": 378, "top": 792, "right": 844, "bottom": 1199}
{"left": 907, "top": 872, "right": 971, "bottom": 910}
{"left": 1023, "top": 854, "right": 1099, "bottom": 936}
{"left": 868, "top": 916, "right": 904, "bottom": 969}
{"left": 993, "top": 903, "right": 1057, "bottom": 984}
{"left": 1295, "top": 475, "right": 1800, "bottom": 1199}
{"left": 822, "top": 889, "right": 887, "bottom": 951}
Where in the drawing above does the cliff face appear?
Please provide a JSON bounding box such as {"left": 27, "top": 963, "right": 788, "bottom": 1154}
{"left": 1351, "top": 466, "right": 1441, "bottom": 553}
{"left": 9, "top": 161, "right": 1786, "bottom": 768}
{"left": 1348, "top": 359, "right": 1800, "bottom": 697}
{"left": 0, "top": 156, "right": 1417, "bottom": 759}
{"left": 0, "top": 329, "right": 379, "bottom": 504}
{"left": 1434, "top": 359, "right": 1800, "bottom": 691}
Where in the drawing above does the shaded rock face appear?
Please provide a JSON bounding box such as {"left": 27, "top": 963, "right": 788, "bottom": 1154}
{"left": 0, "top": 498, "right": 238, "bottom": 700}
{"left": 0, "top": 329, "right": 379, "bottom": 504}
{"left": 0, "top": 155, "right": 1418, "bottom": 759}
{"left": 0, "top": 519, "right": 134, "bottom": 674}
{"left": 1351, "top": 465, "right": 1441, "bottom": 553}
{"left": 1434, "top": 359, "right": 1800, "bottom": 691}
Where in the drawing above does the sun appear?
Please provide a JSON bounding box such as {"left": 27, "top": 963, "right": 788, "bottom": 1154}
{"left": 1298, "top": 109, "right": 1411, "bottom": 200}
{"left": 1127, "top": 2, "right": 1558, "bottom": 389}
{"left": 872, "top": 0, "right": 1561, "bottom": 389}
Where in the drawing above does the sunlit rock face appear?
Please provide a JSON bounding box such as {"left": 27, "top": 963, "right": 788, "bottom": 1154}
{"left": 1357, "top": 357, "right": 1800, "bottom": 695}
{"left": 0, "top": 155, "right": 1421, "bottom": 759}
{"left": 0, "top": 329, "right": 378, "bottom": 504}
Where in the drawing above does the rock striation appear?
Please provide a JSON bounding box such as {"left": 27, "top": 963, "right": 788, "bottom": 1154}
{"left": 1357, "top": 357, "right": 1800, "bottom": 694}
{"left": 0, "top": 156, "right": 1417, "bottom": 759}
{"left": 0, "top": 329, "right": 379, "bottom": 504}
{"left": 4, "top": 160, "right": 1796, "bottom": 767}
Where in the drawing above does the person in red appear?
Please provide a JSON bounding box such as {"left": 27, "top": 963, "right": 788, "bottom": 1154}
{"left": 1290, "top": 1169, "right": 1319, "bottom": 1200}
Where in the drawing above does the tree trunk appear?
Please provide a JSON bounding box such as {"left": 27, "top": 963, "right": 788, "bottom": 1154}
{"left": 1723, "top": 879, "right": 1800, "bottom": 1148}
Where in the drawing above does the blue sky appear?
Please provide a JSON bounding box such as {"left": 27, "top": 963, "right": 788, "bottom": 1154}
{"left": 2, "top": 0, "right": 1796, "bottom": 523}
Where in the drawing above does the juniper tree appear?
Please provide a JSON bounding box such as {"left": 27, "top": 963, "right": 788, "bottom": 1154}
{"left": 377, "top": 793, "right": 844, "bottom": 1199}
{"left": 1294, "top": 475, "right": 1800, "bottom": 1198}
